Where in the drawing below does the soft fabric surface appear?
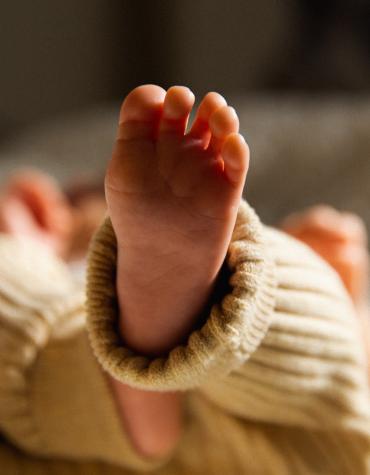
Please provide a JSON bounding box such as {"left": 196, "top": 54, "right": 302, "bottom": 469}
{"left": 0, "top": 200, "right": 369, "bottom": 474}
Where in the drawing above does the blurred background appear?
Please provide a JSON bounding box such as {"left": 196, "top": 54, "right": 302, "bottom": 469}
{"left": 0, "top": 0, "right": 369, "bottom": 228}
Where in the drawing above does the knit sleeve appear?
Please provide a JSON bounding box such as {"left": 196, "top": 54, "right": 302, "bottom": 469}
{"left": 86, "top": 198, "right": 370, "bottom": 441}
{"left": 199, "top": 227, "right": 370, "bottom": 437}
{"left": 0, "top": 235, "right": 167, "bottom": 472}
{"left": 86, "top": 199, "right": 276, "bottom": 390}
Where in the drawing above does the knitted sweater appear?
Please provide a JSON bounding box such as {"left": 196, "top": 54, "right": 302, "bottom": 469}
{"left": 0, "top": 200, "right": 369, "bottom": 474}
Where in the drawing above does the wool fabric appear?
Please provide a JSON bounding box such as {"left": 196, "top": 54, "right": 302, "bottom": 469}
{"left": 0, "top": 200, "right": 369, "bottom": 474}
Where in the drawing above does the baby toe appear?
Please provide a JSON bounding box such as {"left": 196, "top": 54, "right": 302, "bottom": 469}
{"left": 221, "top": 133, "right": 250, "bottom": 187}
{"left": 159, "top": 86, "right": 195, "bottom": 136}
{"left": 188, "top": 92, "right": 227, "bottom": 146}
{"left": 208, "top": 106, "right": 239, "bottom": 155}
{"left": 118, "top": 85, "right": 166, "bottom": 141}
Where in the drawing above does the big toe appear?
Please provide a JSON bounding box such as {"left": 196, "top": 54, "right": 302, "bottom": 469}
{"left": 118, "top": 85, "right": 166, "bottom": 141}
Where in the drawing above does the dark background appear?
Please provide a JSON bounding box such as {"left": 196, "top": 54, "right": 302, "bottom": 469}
{"left": 0, "top": 0, "right": 369, "bottom": 232}
{"left": 1, "top": 0, "right": 369, "bottom": 136}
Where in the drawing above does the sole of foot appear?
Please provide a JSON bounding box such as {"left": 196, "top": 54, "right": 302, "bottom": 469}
{"left": 106, "top": 85, "right": 249, "bottom": 262}
{"left": 104, "top": 84, "right": 250, "bottom": 459}
{"left": 105, "top": 85, "right": 249, "bottom": 323}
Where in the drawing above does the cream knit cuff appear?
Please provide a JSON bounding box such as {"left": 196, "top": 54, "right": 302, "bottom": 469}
{"left": 86, "top": 200, "right": 277, "bottom": 391}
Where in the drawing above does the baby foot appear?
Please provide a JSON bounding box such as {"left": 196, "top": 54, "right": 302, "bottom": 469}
{"left": 0, "top": 170, "right": 73, "bottom": 257}
{"left": 105, "top": 85, "right": 249, "bottom": 354}
{"left": 281, "top": 205, "right": 369, "bottom": 306}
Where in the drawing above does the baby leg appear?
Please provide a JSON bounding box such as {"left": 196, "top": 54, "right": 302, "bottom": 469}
{"left": 105, "top": 85, "right": 249, "bottom": 458}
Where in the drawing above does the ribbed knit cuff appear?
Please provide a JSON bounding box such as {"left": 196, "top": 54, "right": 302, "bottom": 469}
{"left": 86, "top": 200, "right": 277, "bottom": 391}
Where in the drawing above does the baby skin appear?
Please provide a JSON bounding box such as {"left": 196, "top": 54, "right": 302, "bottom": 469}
{"left": 106, "top": 85, "right": 249, "bottom": 458}
{"left": 1, "top": 85, "right": 368, "bottom": 462}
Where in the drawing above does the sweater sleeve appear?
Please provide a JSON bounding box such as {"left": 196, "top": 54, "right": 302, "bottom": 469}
{"left": 0, "top": 235, "right": 167, "bottom": 472}
{"left": 86, "top": 199, "right": 370, "bottom": 439}
{"left": 86, "top": 199, "right": 277, "bottom": 391}
{"left": 199, "top": 227, "right": 370, "bottom": 436}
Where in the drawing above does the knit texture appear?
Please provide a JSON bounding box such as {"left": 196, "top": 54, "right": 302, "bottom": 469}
{"left": 0, "top": 199, "right": 369, "bottom": 474}
{"left": 0, "top": 235, "right": 165, "bottom": 472}
{"left": 86, "top": 200, "right": 276, "bottom": 391}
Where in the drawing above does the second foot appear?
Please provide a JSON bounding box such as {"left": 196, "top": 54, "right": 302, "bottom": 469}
{"left": 281, "top": 205, "right": 369, "bottom": 306}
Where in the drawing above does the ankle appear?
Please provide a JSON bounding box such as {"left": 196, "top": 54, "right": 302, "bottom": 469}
{"left": 116, "top": 247, "right": 221, "bottom": 355}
